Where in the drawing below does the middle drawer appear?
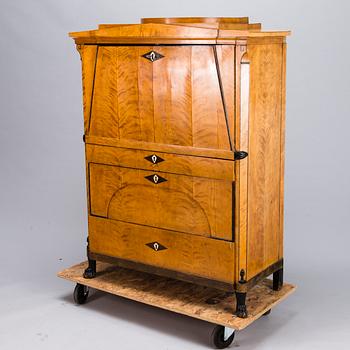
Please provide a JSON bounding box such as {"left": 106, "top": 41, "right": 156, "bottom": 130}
{"left": 89, "top": 163, "right": 233, "bottom": 241}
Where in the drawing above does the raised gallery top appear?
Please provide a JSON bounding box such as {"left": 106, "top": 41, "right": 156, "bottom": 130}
{"left": 69, "top": 17, "right": 291, "bottom": 44}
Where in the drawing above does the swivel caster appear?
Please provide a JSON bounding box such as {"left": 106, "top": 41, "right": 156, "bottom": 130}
{"left": 210, "top": 325, "right": 235, "bottom": 349}
{"left": 73, "top": 283, "right": 89, "bottom": 304}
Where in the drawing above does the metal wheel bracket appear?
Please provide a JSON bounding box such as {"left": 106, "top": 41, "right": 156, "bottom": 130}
{"left": 224, "top": 327, "right": 235, "bottom": 341}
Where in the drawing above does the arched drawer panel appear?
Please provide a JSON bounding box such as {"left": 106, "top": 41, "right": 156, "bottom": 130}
{"left": 89, "top": 163, "right": 233, "bottom": 241}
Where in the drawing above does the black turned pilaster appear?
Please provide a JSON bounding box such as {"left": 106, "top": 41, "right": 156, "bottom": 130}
{"left": 83, "top": 237, "right": 97, "bottom": 279}
{"left": 83, "top": 257, "right": 96, "bottom": 279}
{"left": 273, "top": 267, "right": 283, "bottom": 291}
{"left": 235, "top": 291, "right": 248, "bottom": 318}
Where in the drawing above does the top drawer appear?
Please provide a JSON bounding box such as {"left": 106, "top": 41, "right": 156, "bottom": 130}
{"left": 86, "top": 144, "right": 234, "bottom": 181}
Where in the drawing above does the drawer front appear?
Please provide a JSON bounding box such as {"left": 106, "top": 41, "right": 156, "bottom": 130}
{"left": 88, "top": 216, "right": 235, "bottom": 284}
{"left": 86, "top": 144, "right": 234, "bottom": 181}
{"left": 89, "top": 163, "right": 233, "bottom": 240}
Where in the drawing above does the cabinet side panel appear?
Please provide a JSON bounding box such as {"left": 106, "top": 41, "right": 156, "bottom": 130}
{"left": 246, "top": 42, "right": 284, "bottom": 279}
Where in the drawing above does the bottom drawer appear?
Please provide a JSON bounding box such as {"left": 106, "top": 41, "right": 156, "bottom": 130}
{"left": 88, "top": 216, "right": 235, "bottom": 284}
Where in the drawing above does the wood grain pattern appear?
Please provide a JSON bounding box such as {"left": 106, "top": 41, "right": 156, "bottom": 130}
{"left": 58, "top": 261, "right": 296, "bottom": 330}
{"left": 85, "top": 135, "right": 235, "bottom": 160}
{"left": 71, "top": 18, "right": 290, "bottom": 294}
{"left": 77, "top": 45, "right": 97, "bottom": 134}
{"left": 152, "top": 46, "right": 193, "bottom": 146}
{"left": 89, "top": 47, "right": 120, "bottom": 138}
{"left": 86, "top": 144, "right": 235, "bottom": 181}
{"left": 142, "top": 17, "right": 261, "bottom": 31}
{"left": 234, "top": 46, "right": 249, "bottom": 283}
{"left": 191, "top": 46, "right": 227, "bottom": 149}
{"left": 279, "top": 43, "right": 287, "bottom": 260}
{"left": 215, "top": 45, "right": 236, "bottom": 149}
{"left": 88, "top": 216, "right": 235, "bottom": 283}
{"left": 246, "top": 42, "right": 283, "bottom": 279}
{"left": 69, "top": 19, "right": 290, "bottom": 45}
{"left": 89, "top": 45, "right": 231, "bottom": 151}
{"left": 117, "top": 47, "right": 142, "bottom": 140}
{"left": 137, "top": 46, "right": 155, "bottom": 142}
{"left": 89, "top": 163, "right": 232, "bottom": 240}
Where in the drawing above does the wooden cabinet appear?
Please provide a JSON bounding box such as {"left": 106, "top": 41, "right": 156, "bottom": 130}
{"left": 69, "top": 17, "right": 290, "bottom": 318}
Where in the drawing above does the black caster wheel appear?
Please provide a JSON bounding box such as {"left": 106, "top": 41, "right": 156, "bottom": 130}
{"left": 73, "top": 283, "right": 89, "bottom": 304}
{"left": 210, "top": 325, "right": 235, "bottom": 349}
{"left": 263, "top": 309, "right": 271, "bottom": 316}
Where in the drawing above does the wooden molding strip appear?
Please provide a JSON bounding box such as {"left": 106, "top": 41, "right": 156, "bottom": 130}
{"left": 85, "top": 135, "right": 235, "bottom": 160}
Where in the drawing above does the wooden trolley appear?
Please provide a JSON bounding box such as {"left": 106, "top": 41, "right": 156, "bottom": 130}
{"left": 58, "top": 261, "right": 295, "bottom": 348}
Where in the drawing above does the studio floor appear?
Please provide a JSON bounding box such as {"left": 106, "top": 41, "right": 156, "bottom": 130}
{"left": 1, "top": 260, "right": 349, "bottom": 350}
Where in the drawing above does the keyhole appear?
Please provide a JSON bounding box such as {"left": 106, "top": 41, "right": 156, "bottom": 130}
{"left": 153, "top": 243, "right": 159, "bottom": 251}
{"left": 153, "top": 175, "right": 159, "bottom": 183}
{"left": 151, "top": 155, "right": 157, "bottom": 164}
{"left": 149, "top": 52, "right": 156, "bottom": 61}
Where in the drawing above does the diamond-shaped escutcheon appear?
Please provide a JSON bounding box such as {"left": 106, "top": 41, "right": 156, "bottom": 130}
{"left": 146, "top": 242, "right": 167, "bottom": 252}
{"left": 144, "top": 154, "right": 165, "bottom": 165}
{"left": 145, "top": 174, "right": 167, "bottom": 184}
{"left": 142, "top": 50, "right": 164, "bottom": 62}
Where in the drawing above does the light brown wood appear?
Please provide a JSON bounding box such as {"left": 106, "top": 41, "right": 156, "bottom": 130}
{"left": 69, "top": 19, "right": 290, "bottom": 46}
{"left": 70, "top": 23, "right": 218, "bottom": 45}
{"left": 279, "top": 43, "right": 287, "bottom": 260}
{"left": 141, "top": 17, "right": 250, "bottom": 25}
{"left": 234, "top": 45, "right": 250, "bottom": 283}
{"left": 89, "top": 163, "right": 232, "bottom": 240}
{"left": 77, "top": 45, "right": 97, "bottom": 134}
{"left": 70, "top": 17, "right": 290, "bottom": 302}
{"left": 58, "top": 261, "right": 296, "bottom": 330}
{"left": 88, "top": 216, "right": 235, "bottom": 283}
{"left": 85, "top": 135, "right": 235, "bottom": 160}
{"left": 89, "top": 45, "right": 231, "bottom": 150}
{"left": 246, "top": 42, "right": 284, "bottom": 279}
{"left": 142, "top": 18, "right": 262, "bottom": 32}
{"left": 211, "top": 45, "right": 236, "bottom": 149}
{"left": 86, "top": 144, "right": 235, "bottom": 181}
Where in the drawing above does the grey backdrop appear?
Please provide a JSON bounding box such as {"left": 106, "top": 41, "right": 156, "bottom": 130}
{"left": 1, "top": 0, "right": 349, "bottom": 349}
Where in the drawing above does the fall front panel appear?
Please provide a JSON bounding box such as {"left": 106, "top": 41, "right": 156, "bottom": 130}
{"left": 88, "top": 45, "right": 235, "bottom": 150}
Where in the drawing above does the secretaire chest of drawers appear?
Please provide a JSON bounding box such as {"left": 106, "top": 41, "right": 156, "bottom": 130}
{"left": 69, "top": 16, "right": 290, "bottom": 318}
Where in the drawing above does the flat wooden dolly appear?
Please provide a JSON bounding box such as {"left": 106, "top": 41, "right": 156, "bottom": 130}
{"left": 58, "top": 261, "right": 296, "bottom": 349}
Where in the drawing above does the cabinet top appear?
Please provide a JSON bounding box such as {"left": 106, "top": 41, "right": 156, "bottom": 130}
{"left": 69, "top": 17, "right": 290, "bottom": 45}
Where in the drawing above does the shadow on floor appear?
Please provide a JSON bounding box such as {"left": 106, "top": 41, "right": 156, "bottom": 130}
{"left": 59, "top": 286, "right": 296, "bottom": 348}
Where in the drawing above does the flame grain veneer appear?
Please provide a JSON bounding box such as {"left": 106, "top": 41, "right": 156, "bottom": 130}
{"left": 69, "top": 17, "right": 290, "bottom": 318}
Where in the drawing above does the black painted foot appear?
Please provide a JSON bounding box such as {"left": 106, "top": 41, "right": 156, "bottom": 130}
{"left": 235, "top": 291, "right": 248, "bottom": 318}
{"left": 83, "top": 258, "right": 96, "bottom": 279}
{"left": 273, "top": 267, "right": 283, "bottom": 291}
